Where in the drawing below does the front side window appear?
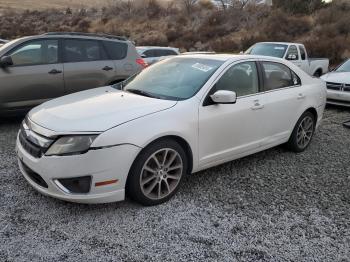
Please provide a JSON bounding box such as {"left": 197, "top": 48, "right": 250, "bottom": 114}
{"left": 122, "top": 57, "right": 223, "bottom": 100}
{"left": 143, "top": 49, "right": 156, "bottom": 58}
{"left": 215, "top": 62, "right": 259, "bottom": 97}
{"left": 64, "top": 39, "right": 106, "bottom": 63}
{"left": 262, "top": 62, "right": 300, "bottom": 91}
{"left": 7, "top": 39, "right": 58, "bottom": 66}
{"left": 286, "top": 45, "right": 299, "bottom": 61}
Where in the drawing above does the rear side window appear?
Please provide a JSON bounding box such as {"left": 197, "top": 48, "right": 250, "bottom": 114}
{"left": 299, "top": 45, "right": 306, "bottom": 60}
{"left": 103, "top": 41, "right": 128, "bottom": 60}
{"left": 262, "top": 62, "right": 300, "bottom": 91}
{"left": 7, "top": 39, "right": 58, "bottom": 66}
{"left": 64, "top": 39, "right": 107, "bottom": 62}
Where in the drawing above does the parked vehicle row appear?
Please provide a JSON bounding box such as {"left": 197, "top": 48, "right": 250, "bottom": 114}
{"left": 16, "top": 54, "right": 327, "bottom": 205}
{"left": 0, "top": 32, "right": 147, "bottom": 115}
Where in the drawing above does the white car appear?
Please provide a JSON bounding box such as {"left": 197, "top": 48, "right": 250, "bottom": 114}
{"left": 321, "top": 59, "right": 350, "bottom": 107}
{"left": 136, "top": 46, "right": 180, "bottom": 65}
{"left": 16, "top": 55, "right": 327, "bottom": 206}
{"left": 246, "top": 42, "right": 329, "bottom": 77}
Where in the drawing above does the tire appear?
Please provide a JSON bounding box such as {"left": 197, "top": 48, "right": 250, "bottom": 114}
{"left": 313, "top": 70, "right": 322, "bottom": 78}
{"left": 286, "top": 111, "right": 316, "bottom": 153}
{"left": 126, "top": 139, "right": 188, "bottom": 206}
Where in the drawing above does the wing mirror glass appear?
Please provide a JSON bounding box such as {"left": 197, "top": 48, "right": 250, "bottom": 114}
{"left": 0, "top": 56, "right": 13, "bottom": 67}
{"left": 287, "top": 54, "right": 297, "bottom": 61}
{"left": 210, "top": 90, "right": 237, "bottom": 104}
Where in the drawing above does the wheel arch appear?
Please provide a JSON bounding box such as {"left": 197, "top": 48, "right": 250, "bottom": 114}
{"left": 313, "top": 68, "right": 322, "bottom": 77}
{"left": 141, "top": 135, "right": 194, "bottom": 175}
{"left": 305, "top": 107, "right": 318, "bottom": 121}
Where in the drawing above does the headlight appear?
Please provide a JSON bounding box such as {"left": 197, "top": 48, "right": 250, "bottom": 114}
{"left": 45, "top": 135, "right": 97, "bottom": 156}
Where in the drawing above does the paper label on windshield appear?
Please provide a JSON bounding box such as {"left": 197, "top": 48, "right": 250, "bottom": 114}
{"left": 274, "top": 47, "right": 285, "bottom": 50}
{"left": 192, "top": 63, "right": 213, "bottom": 72}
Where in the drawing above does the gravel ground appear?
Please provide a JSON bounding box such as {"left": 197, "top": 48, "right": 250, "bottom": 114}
{"left": 0, "top": 106, "right": 350, "bottom": 262}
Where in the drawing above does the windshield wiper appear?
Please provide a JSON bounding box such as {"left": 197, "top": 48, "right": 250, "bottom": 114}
{"left": 126, "top": 89, "right": 159, "bottom": 99}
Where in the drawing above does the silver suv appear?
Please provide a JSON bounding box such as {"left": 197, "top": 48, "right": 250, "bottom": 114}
{"left": 0, "top": 32, "right": 146, "bottom": 115}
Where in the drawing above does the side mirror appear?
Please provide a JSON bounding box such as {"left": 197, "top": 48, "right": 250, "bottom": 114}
{"left": 287, "top": 54, "right": 297, "bottom": 61}
{"left": 0, "top": 56, "right": 13, "bottom": 67}
{"left": 141, "top": 54, "right": 146, "bottom": 58}
{"left": 210, "top": 90, "right": 237, "bottom": 104}
{"left": 239, "top": 51, "right": 244, "bottom": 54}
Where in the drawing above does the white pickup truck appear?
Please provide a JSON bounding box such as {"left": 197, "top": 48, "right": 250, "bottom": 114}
{"left": 245, "top": 42, "right": 329, "bottom": 77}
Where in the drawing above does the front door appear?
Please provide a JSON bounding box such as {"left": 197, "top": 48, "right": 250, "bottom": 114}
{"left": 198, "top": 61, "right": 266, "bottom": 167}
{"left": 0, "top": 39, "right": 64, "bottom": 110}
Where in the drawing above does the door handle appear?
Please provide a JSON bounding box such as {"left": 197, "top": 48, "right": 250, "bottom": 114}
{"left": 48, "top": 69, "right": 62, "bottom": 74}
{"left": 251, "top": 100, "right": 264, "bottom": 110}
{"left": 102, "top": 66, "right": 113, "bottom": 71}
{"left": 297, "top": 93, "right": 306, "bottom": 100}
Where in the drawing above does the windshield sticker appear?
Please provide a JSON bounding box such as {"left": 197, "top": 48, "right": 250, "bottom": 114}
{"left": 274, "top": 47, "right": 285, "bottom": 50}
{"left": 192, "top": 63, "right": 213, "bottom": 72}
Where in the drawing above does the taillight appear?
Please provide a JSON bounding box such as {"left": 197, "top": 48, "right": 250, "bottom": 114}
{"left": 136, "top": 58, "right": 148, "bottom": 69}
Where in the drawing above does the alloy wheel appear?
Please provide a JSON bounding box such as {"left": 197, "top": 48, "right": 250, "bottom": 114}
{"left": 140, "top": 148, "right": 183, "bottom": 200}
{"left": 296, "top": 116, "right": 314, "bottom": 149}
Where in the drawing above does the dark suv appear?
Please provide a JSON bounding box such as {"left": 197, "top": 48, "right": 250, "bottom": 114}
{"left": 0, "top": 32, "right": 147, "bottom": 115}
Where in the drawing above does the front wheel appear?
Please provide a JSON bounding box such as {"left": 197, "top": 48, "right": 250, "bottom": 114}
{"left": 126, "top": 139, "right": 188, "bottom": 206}
{"left": 286, "top": 111, "right": 316, "bottom": 152}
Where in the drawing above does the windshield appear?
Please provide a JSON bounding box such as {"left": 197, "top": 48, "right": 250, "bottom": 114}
{"left": 336, "top": 59, "right": 350, "bottom": 72}
{"left": 246, "top": 43, "right": 288, "bottom": 58}
{"left": 120, "top": 57, "right": 223, "bottom": 100}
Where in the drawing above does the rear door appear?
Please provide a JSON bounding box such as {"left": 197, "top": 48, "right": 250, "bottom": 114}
{"left": 258, "top": 61, "right": 304, "bottom": 145}
{"left": 62, "top": 38, "right": 115, "bottom": 94}
{"left": 0, "top": 38, "right": 64, "bottom": 110}
{"left": 102, "top": 40, "right": 136, "bottom": 81}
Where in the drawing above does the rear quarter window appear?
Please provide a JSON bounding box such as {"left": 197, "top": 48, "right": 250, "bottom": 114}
{"left": 103, "top": 41, "right": 128, "bottom": 60}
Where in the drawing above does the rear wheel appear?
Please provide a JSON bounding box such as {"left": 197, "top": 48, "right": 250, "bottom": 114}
{"left": 286, "top": 111, "right": 316, "bottom": 152}
{"left": 126, "top": 139, "right": 187, "bottom": 206}
{"left": 313, "top": 70, "right": 322, "bottom": 78}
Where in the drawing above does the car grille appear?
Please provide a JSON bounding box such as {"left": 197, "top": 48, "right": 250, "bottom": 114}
{"left": 326, "top": 82, "right": 350, "bottom": 92}
{"left": 19, "top": 130, "right": 43, "bottom": 158}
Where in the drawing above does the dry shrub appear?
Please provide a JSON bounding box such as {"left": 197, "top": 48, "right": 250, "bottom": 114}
{"left": 137, "top": 31, "right": 168, "bottom": 46}
{"left": 305, "top": 36, "right": 349, "bottom": 65}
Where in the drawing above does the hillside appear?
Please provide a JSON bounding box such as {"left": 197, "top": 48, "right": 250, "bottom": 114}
{"left": 0, "top": 0, "right": 110, "bottom": 10}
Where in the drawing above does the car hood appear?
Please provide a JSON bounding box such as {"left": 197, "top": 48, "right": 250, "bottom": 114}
{"left": 321, "top": 72, "right": 350, "bottom": 84}
{"left": 29, "top": 86, "right": 177, "bottom": 133}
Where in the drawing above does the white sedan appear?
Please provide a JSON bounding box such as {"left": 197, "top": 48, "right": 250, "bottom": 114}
{"left": 16, "top": 55, "right": 327, "bottom": 206}
{"left": 321, "top": 59, "right": 350, "bottom": 107}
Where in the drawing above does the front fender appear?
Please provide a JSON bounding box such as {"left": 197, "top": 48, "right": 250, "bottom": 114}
{"left": 92, "top": 99, "right": 199, "bottom": 170}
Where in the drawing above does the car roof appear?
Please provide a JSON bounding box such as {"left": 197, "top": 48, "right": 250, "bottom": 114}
{"left": 177, "top": 54, "right": 286, "bottom": 62}
{"left": 12, "top": 33, "right": 130, "bottom": 43}
{"left": 137, "top": 46, "right": 179, "bottom": 50}
{"left": 256, "top": 42, "right": 303, "bottom": 46}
